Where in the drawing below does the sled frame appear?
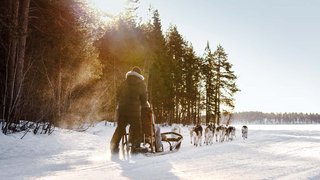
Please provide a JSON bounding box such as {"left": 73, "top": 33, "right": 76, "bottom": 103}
{"left": 120, "top": 130, "right": 183, "bottom": 156}
{"left": 120, "top": 106, "right": 183, "bottom": 156}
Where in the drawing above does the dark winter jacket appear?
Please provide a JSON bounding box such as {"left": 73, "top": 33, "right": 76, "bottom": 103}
{"left": 116, "top": 71, "right": 148, "bottom": 118}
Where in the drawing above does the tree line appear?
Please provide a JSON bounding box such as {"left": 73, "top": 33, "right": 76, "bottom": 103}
{"left": 230, "top": 112, "right": 320, "bottom": 124}
{"left": 0, "top": 0, "right": 239, "bottom": 134}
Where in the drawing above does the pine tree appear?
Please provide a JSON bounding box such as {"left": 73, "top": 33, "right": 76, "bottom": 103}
{"left": 201, "top": 41, "right": 216, "bottom": 125}
{"left": 166, "top": 25, "right": 186, "bottom": 124}
{"left": 144, "top": 9, "right": 172, "bottom": 124}
{"left": 213, "top": 45, "right": 239, "bottom": 125}
{"left": 183, "top": 43, "right": 201, "bottom": 124}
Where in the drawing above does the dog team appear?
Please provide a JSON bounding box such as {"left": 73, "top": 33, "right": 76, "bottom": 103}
{"left": 171, "top": 124, "right": 248, "bottom": 147}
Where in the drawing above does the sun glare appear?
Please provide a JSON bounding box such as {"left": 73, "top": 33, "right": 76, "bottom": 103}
{"left": 89, "top": 0, "right": 126, "bottom": 17}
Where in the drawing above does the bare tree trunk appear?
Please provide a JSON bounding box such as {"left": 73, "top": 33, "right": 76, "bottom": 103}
{"left": 57, "top": 56, "right": 62, "bottom": 123}
{"left": 3, "top": 0, "right": 19, "bottom": 130}
{"left": 2, "top": 0, "right": 30, "bottom": 134}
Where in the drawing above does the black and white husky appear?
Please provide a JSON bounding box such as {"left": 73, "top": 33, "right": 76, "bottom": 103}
{"left": 242, "top": 125, "right": 248, "bottom": 140}
{"left": 215, "top": 125, "right": 227, "bottom": 142}
{"left": 225, "top": 126, "right": 236, "bottom": 141}
{"left": 204, "top": 124, "right": 215, "bottom": 145}
{"left": 190, "top": 125, "right": 203, "bottom": 146}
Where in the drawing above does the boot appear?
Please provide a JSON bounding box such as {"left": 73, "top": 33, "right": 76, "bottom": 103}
{"left": 110, "top": 143, "right": 119, "bottom": 154}
{"left": 131, "top": 146, "right": 148, "bottom": 154}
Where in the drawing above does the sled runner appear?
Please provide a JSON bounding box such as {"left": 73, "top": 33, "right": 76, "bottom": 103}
{"left": 120, "top": 129, "right": 183, "bottom": 157}
{"left": 120, "top": 107, "right": 183, "bottom": 157}
{"left": 143, "top": 131, "right": 183, "bottom": 157}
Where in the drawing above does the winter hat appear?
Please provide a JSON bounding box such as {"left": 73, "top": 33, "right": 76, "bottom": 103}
{"left": 132, "top": 66, "right": 142, "bottom": 74}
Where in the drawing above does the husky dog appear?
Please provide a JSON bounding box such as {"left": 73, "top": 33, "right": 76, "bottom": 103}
{"left": 242, "top": 125, "right": 248, "bottom": 139}
{"left": 225, "top": 126, "right": 236, "bottom": 141}
{"left": 190, "top": 124, "right": 203, "bottom": 146}
{"left": 204, "top": 124, "right": 215, "bottom": 145}
{"left": 215, "top": 125, "right": 227, "bottom": 142}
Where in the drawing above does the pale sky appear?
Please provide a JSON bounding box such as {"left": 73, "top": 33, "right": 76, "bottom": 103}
{"left": 90, "top": 0, "right": 320, "bottom": 113}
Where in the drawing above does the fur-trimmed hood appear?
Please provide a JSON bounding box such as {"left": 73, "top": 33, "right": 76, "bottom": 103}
{"left": 117, "top": 70, "right": 148, "bottom": 117}
{"left": 126, "top": 71, "right": 144, "bottom": 81}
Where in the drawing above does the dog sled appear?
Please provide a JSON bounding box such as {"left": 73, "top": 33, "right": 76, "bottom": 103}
{"left": 120, "top": 107, "right": 183, "bottom": 157}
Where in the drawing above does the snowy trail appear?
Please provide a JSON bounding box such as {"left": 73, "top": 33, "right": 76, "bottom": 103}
{"left": 1, "top": 124, "right": 320, "bottom": 180}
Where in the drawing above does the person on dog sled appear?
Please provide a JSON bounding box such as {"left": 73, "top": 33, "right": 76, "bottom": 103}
{"left": 110, "top": 66, "right": 149, "bottom": 154}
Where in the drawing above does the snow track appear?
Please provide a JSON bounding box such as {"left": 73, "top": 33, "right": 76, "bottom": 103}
{"left": 1, "top": 124, "right": 320, "bottom": 179}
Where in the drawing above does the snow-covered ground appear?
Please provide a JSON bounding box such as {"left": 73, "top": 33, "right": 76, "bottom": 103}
{"left": 1, "top": 123, "right": 320, "bottom": 180}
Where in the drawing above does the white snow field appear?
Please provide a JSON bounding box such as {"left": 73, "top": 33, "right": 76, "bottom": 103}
{"left": 1, "top": 123, "right": 320, "bottom": 180}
